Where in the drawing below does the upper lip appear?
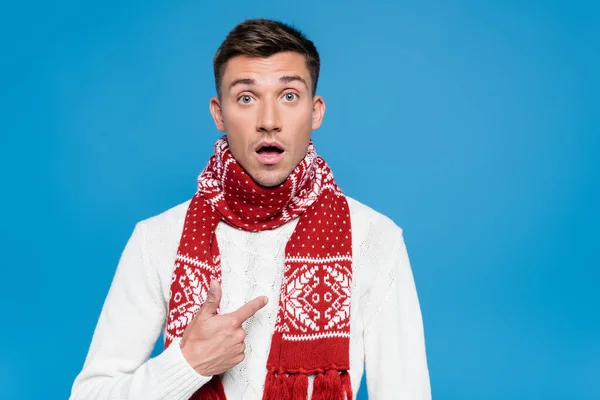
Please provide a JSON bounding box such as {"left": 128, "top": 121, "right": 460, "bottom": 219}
{"left": 255, "top": 140, "right": 284, "bottom": 152}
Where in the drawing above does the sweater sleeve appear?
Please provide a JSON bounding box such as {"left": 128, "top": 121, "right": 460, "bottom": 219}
{"left": 69, "top": 223, "right": 212, "bottom": 400}
{"left": 362, "top": 230, "right": 431, "bottom": 400}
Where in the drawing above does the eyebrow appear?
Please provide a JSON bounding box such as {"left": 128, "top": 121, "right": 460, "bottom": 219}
{"left": 229, "top": 78, "right": 256, "bottom": 91}
{"left": 278, "top": 75, "right": 308, "bottom": 89}
{"left": 228, "top": 75, "right": 308, "bottom": 92}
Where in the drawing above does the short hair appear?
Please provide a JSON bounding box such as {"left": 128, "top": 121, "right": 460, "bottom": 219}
{"left": 213, "top": 19, "right": 320, "bottom": 97}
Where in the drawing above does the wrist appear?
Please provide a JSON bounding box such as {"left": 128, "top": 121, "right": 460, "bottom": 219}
{"left": 179, "top": 339, "right": 211, "bottom": 377}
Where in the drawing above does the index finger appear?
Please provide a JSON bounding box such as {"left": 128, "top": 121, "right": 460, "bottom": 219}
{"left": 230, "top": 296, "right": 268, "bottom": 324}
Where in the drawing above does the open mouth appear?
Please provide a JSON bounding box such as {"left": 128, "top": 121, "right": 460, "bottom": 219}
{"left": 256, "top": 145, "right": 284, "bottom": 154}
{"left": 255, "top": 143, "right": 285, "bottom": 165}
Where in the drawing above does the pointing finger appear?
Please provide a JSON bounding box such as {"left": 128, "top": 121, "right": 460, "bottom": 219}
{"left": 230, "top": 296, "right": 268, "bottom": 324}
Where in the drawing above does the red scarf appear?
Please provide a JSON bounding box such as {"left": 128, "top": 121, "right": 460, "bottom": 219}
{"left": 165, "top": 136, "right": 353, "bottom": 400}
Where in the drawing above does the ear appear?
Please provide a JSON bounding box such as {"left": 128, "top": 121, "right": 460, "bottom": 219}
{"left": 210, "top": 96, "right": 225, "bottom": 132}
{"left": 311, "top": 95, "right": 326, "bottom": 130}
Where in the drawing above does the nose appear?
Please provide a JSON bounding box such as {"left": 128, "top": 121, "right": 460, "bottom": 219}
{"left": 256, "top": 98, "right": 281, "bottom": 133}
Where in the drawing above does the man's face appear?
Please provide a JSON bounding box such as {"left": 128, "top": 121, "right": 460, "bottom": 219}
{"left": 210, "top": 51, "right": 325, "bottom": 188}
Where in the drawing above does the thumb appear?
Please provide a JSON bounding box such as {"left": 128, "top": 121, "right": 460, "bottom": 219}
{"left": 200, "top": 280, "right": 221, "bottom": 317}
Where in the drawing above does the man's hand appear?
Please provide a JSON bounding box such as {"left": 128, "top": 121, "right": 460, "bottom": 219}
{"left": 179, "top": 280, "right": 268, "bottom": 376}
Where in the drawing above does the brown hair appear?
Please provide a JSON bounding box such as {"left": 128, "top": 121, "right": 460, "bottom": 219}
{"left": 213, "top": 19, "right": 320, "bottom": 97}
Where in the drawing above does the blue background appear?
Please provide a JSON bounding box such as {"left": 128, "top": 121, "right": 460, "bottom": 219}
{"left": 1, "top": 1, "right": 598, "bottom": 399}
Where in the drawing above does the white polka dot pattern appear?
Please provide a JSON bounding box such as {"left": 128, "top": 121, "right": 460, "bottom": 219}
{"left": 165, "top": 136, "right": 353, "bottom": 399}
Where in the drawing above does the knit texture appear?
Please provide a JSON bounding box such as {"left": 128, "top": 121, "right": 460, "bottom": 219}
{"left": 68, "top": 176, "right": 432, "bottom": 400}
{"left": 166, "top": 137, "right": 352, "bottom": 399}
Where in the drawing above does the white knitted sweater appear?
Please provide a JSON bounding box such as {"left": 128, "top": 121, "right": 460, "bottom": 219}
{"left": 69, "top": 196, "right": 431, "bottom": 399}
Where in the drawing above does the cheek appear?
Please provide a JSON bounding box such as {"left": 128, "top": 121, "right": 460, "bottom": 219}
{"left": 284, "top": 103, "right": 313, "bottom": 131}
{"left": 223, "top": 105, "right": 252, "bottom": 131}
{"left": 285, "top": 114, "right": 313, "bottom": 163}
{"left": 223, "top": 108, "right": 255, "bottom": 151}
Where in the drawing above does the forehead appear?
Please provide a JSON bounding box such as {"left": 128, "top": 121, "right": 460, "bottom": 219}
{"left": 222, "top": 52, "right": 311, "bottom": 86}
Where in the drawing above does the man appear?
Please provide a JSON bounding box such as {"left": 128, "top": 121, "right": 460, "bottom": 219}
{"left": 70, "top": 18, "right": 431, "bottom": 400}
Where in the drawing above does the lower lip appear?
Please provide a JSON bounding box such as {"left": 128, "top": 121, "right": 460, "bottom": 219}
{"left": 256, "top": 151, "right": 285, "bottom": 165}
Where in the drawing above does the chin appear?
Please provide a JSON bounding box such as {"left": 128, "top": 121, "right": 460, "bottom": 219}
{"left": 251, "top": 170, "right": 290, "bottom": 188}
{"left": 254, "top": 177, "right": 287, "bottom": 188}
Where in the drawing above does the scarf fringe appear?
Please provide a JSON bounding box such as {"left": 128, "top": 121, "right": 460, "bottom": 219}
{"left": 341, "top": 371, "right": 353, "bottom": 400}
{"left": 263, "top": 369, "right": 351, "bottom": 400}
{"left": 288, "top": 373, "right": 309, "bottom": 400}
{"left": 263, "top": 371, "right": 308, "bottom": 400}
{"left": 313, "top": 370, "right": 340, "bottom": 400}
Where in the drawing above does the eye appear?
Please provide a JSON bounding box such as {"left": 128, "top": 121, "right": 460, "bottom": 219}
{"left": 238, "top": 95, "right": 253, "bottom": 104}
{"left": 283, "top": 93, "right": 298, "bottom": 102}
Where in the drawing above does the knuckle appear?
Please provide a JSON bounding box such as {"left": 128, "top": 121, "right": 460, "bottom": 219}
{"left": 228, "top": 317, "right": 240, "bottom": 329}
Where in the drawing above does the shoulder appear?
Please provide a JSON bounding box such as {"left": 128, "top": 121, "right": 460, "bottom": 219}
{"left": 344, "top": 195, "right": 408, "bottom": 286}
{"left": 345, "top": 195, "right": 404, "bottom": 241}
{"left": 134, "top": 198, "right": 191, "bottom": 244}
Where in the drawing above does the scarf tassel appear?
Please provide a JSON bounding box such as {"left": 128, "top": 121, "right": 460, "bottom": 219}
{"left": 263, "top": 369, "right": 352, "bottom": 400}
{"left": 341, "top": 370, "right": 353, "bottom": 400}
{"left": 312, "top": 369, "right": 352, "bottom": 400}
{"left": 263, "top": 371, "right": 308, "bottom": 400}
